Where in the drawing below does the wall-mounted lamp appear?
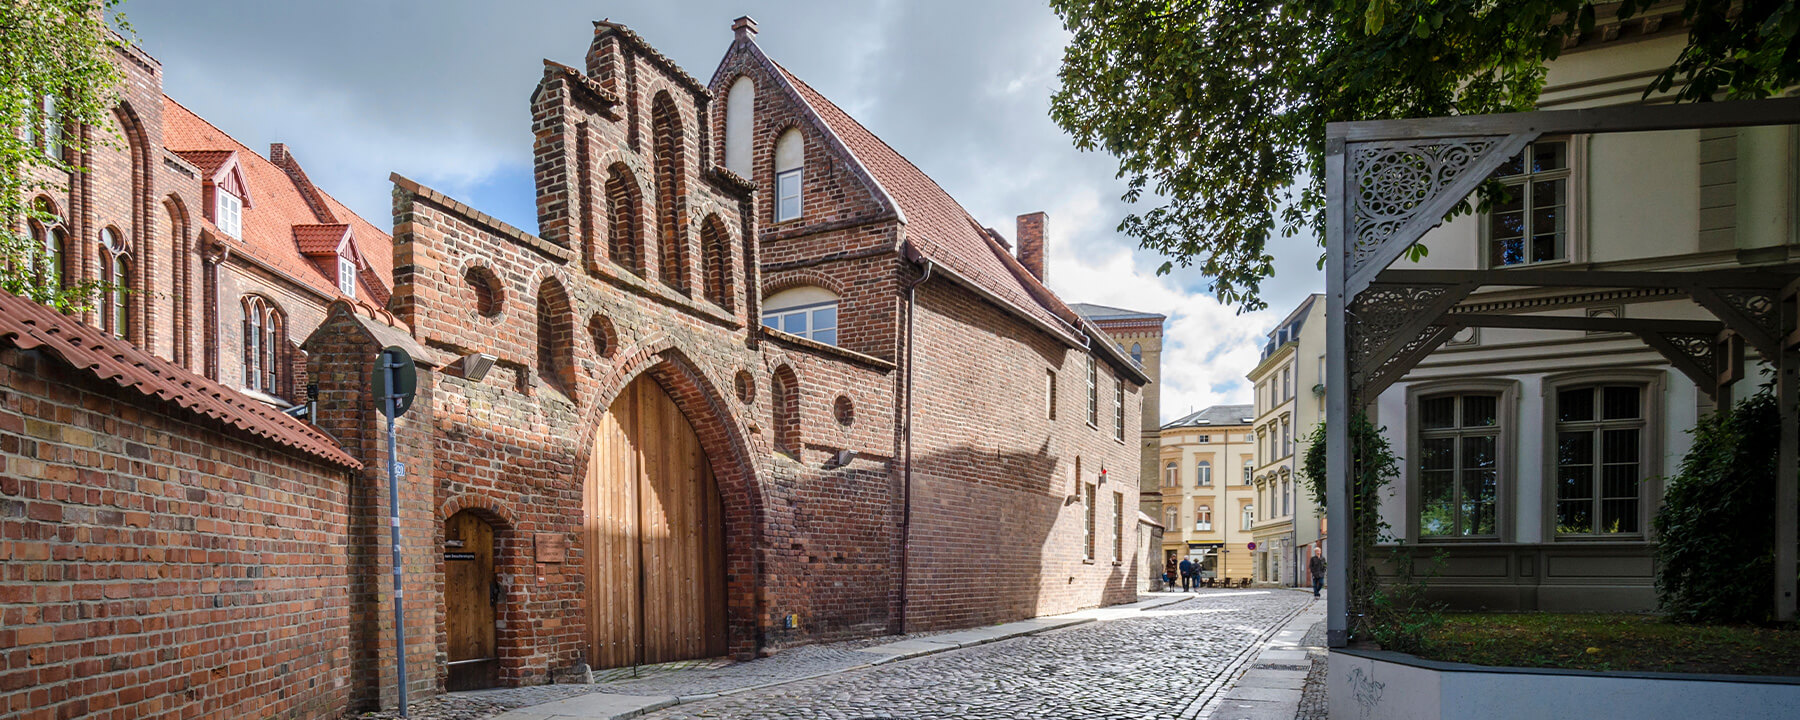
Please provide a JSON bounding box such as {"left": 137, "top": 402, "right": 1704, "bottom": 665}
{"left": 446, "top": 352, "right": 498, "bottom": 383}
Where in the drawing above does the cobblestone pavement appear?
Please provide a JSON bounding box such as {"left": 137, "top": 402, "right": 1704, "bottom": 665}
{"left": 649, "top": 589, "right": 1312, "bottom": 720}
{"left": 356, "top": 631, "right": 956, "bottom": 720}
{"left": 1296, "top": 622, "right": 1329, "bottom": 720}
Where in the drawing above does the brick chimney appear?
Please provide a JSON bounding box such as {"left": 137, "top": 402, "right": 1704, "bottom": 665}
{"left": 733, "top": 16, "right": 758, "bottom": 41}
{"left": 1016, "top": 211, "right": 1048, "bottom": 283}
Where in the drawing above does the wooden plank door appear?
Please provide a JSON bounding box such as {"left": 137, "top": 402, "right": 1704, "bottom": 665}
{"left": 444, "top": 510, "right": 497, "bottom": 690}
{"left": 586, "top": 376, "right": 726, "bottom": 670}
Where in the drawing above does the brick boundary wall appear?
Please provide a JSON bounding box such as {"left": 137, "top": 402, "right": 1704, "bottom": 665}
{"left": 0, "top": 345, "right": 358, "bottom": 720}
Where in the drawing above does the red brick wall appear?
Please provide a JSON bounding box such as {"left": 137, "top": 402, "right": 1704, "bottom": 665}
{"left": 0, "top": 345, "right": 356, "bottom": 720}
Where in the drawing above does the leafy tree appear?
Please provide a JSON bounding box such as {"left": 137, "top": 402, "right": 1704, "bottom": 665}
{"left": 2, "top": 0, "right": 130, "bottom": 310}
{"left": 1299, "top": 415, "right": 1399, "bottom": 622}
{"left": 1051, "top": 0, "right": 1800, "bottom": 309}
{"left": 1654, "top": 388, "right": 1785, "bottom": 624}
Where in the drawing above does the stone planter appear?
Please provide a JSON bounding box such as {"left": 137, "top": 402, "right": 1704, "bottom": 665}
{"left": 1329, "top": 648, "right": 1800, "bottom": 720}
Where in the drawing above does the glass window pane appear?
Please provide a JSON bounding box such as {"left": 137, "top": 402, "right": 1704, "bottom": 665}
{"left": 1558, "top": 388, "right": 1593, "bottom": 422}
{"left": 1493, "top": 151, "right": 1525, "bottom": 178}
{"left": 1532, "top": 178, "right": 1566, "bottom": 207}
{"left": 1602, "top": 463, "right": 1639, "bottom": 500}
{"left": 1420, "top": 437, "right": 1456, "bottom": 471}
{"left": 1602, "top": 428, "right": 1639, "bottom": 465}
{"left": 1557, "top": 430, "right": 1592, "bottom": 466}
{"left": 1462, "top": 435, "right": 1495, "bottom": 470}
{"left": 1490, "top": 210, "right": 1525, "bottom": 238}
{"left": 1603, "top": 386, "right": 1640, "bottom": 420}
{"left": 1467, "top": 499, "right": 1496, "bottom": 536}
{"left": 1558, "top": 465, "right": 1593, "bottom": 500}
{"left": 811, "top": 328, "right": 836, "bottom": 346}
{"left": 1602, "top": 499, "right": 1639, "bottom": 534}
{"left": 1420, "top": 396, "right": 1455, "bottom": 429}
{"left": 1462, "top": 395, "right": 1497, "bottom": 427}
{"left": 1532, "top": 141, "right": 1565, "bottom": 172}
{"left": 761, "top": 315, "right": 778, "bottom": 329}
{"left": 811, "top": 306, "right": 836, "bottom": 331}
{"left": 782, "top": 312, "right": 806, "bottom": 334}
{"left": 1557, "top": 500, "right": 1592, "bottom": 535}
{"left": 1531, "top": 234, "right": 1559, "bottom": 263}
{"left": 1421, "top": 470, "right": 1454, "bottom": 506}
{"left": 1493, "top": 237, "right": 1525, "bottom": 267}
{"left": 1420, "top": 503, "right": 1455, "bottom": 536}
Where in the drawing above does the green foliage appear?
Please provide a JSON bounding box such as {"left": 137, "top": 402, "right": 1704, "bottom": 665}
{"left": 1365, "top": 549, "right": 1446, "bottom": 654}
{"left": 1050, "top": 0, "right": 1800, "bottom": 309}
{"left": 1654, "top": 389, "right": 1785, "bottom": 625}
{"left": 1, "top": 0, "right": 131, "bottom": 310}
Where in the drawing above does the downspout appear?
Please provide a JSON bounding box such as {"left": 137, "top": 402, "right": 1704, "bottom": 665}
{"left": 900, "top": 251, "right": 933, "bottom": 634}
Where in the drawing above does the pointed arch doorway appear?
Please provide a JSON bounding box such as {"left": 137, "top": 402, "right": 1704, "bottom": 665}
{"left": 585, "top": 374, "right": 727, "bottom": 669}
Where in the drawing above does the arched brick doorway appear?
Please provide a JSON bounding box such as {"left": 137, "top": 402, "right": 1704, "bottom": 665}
{"left": 585, "top": 373, "right": 727, "bottom": 669}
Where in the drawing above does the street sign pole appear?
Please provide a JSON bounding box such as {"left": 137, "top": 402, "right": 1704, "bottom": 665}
{"left": 384, "top": 352, "right": 408, "bottom": 717}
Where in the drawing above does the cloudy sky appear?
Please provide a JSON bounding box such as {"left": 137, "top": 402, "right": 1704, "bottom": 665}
{"left": 128, "top": 0, "right": 1324, "bottom": 421}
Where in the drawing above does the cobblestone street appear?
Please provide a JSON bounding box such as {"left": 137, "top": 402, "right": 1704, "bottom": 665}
{"left": 649, "top": 589, "right": 1313, "bottom": 720}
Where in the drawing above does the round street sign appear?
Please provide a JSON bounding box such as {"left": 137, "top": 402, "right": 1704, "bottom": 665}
{"left": 1247, "top": 542, "right": 1257, "bottom": 551}
{"left": 372, "top": 346, "right": 418, "bottom": 417}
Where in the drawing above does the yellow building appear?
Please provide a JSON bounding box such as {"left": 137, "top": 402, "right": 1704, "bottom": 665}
{"left": 1247, "top": 295, "right": 1326, "bottom": 586}
{"left": 1158, "top": 405, "right": 1257, "bottom": 583}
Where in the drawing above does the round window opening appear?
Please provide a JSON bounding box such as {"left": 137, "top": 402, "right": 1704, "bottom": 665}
{"left": 735, "top": 369, "right": 756, "bottom": 404}
{"left": 589, "top": 314, "right": 617, "bottom": 359}
{"left": 834, "top": 395, "right": 854, "bottom": 426}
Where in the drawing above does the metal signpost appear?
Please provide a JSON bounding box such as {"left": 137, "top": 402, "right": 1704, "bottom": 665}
{"left": 373, "top": 347, "right": 417, "bottom": 716}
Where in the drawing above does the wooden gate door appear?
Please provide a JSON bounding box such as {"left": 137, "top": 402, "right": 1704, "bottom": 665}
{"left": 444, "top": 510, "right": 497, "bottom": 690}
{"left": 585, "top": 375, "right": 727, "bottom": 669}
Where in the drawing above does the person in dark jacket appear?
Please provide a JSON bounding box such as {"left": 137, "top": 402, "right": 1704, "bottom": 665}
{"left": 1178, "top": 557, "right": 1195, "bottom": 591}
{"left": 1309, "top": 552, "right": 1327, "bottom": 597}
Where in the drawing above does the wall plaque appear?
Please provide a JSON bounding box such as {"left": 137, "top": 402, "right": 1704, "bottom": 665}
{"left": 535, "top": 533, "right": 567, "bottom": 563}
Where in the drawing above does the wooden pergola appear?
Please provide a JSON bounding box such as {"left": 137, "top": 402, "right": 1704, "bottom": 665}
{"left": 1323, "top": 97, "right": 1800, "bottom": 647}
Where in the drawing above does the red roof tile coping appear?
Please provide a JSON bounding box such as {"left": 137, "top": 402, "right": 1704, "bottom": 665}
{"left": 0, "top": 291, "right": 361, "bottom": 470}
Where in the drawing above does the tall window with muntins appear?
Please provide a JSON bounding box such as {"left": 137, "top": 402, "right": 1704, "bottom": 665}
{"left": 242, "top": 296, "right": 283, "bottom": 395}
{"left": 216, "top": 190, "right": 242, "bottom": 239}
{"left": 1243, "top": 464, "right": 1252, "bottom": 484}
{"left": 1085, "top": 355, "right": 1098, "bottom": 427}
{"left": 1242, "top": 504, "right": 1254, "bottom": 531}
{"left": 1417, "top": 393, "right": 1500, "bottom": 537}
{"left": 1489, "top": 139, "right": 1571, "bottom": 267}
{"left": 774, "top": 129, "right": 803, "bottom": 222}
{"left": 1555, "top": 385, "right": 1644, "bottom": 536}
{"left": 1083, "top": 482, "right": 1097, "bottom": 560}
{"left": 1195, "top": 505, "right": 1212, "bottom": 532}
{"left": 1281, "top": 478, "right": 1291, "bottom": 517}
{"left": 1195, "top": 460, "right": 1211, "bottom": 486}
{"left": 1282, "top": 419, "right": 1292, "bottom": 457}
{"left": 1165, "top": 505, "right": 1179, "bottom": 533}
{"left": 99, "top": 227, "right": 129, "bottom": 338}
{"left": 762, "top": 286, "right": 838, "bottom": 345}
{"left": 1281, "top": 366, "right": 1291, "bottom": 400}
{"left": 1113, "top": 373, "right": 1124, "bottom": 441}
{"left": 1162, "top": 461, "right": 1179, "bottom": 488}
{"left": 337, "top": 254, "right": 357, "bottom": 298}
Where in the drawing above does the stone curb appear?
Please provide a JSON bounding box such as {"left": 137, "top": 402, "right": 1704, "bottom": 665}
{"left": 1179, "top": 592, "right": 1318, "bottom": 720}
{"left": 497, "top": 594, "right": 1195, "bottom": 719}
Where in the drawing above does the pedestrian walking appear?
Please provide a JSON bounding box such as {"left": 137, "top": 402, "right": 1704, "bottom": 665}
{"left": 1164, "top": 556, "right": 1179, "bottom": 591}
{"left": 1178, "top": 557, "right": 1195, "bottom": 592}
{"left": 1309, "top": 552, "right": 1326, "bottom": 597}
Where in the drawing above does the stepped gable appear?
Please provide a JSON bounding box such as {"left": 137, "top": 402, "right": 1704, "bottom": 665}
{"left": 0, "top": 290, "right": 359, "bottom": 469}
{"left": 162, "top": 96, "right": 392, "bottom": 302}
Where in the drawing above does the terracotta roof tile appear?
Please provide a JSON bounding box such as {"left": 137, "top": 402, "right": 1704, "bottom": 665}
{"left": 769, "top": 62, "right": 1073, "bottom": 336}
{"left": 294, "top": 224, "right": 350, "bottom": 255}
{"left": 162, "top": 96, "right": 392, "bottom": 303}
{"left": 172, "top": 149, "right": 232, "bottom": 177}
{"left": 0, "top": 291, "right": 360, "bottom": 469}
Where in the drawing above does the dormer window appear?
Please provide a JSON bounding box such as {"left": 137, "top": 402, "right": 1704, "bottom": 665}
{"left": 216, "top": 191, "right": 242, "bottom": 238}
{"left": 338, "top": 254, "right": 357, "bottom": 298}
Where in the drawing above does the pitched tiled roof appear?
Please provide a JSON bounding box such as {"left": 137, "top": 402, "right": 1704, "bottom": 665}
{"left": 162, "top": 97, "right": 393, "bottom": 303}
{"left": 1164, "top": 404, "right": 1256, "bottom": 430}
{"left": 294, "top": 224, "right": 350, "bottom": 255}
{"left": 0, "top": 291, "right": 360, "bottom": 470}
{"left": 768, "top": 62, "right": 1076, "bottom": 338}
{"left": 172, "top": 149, "right": 232, "bottom": 177}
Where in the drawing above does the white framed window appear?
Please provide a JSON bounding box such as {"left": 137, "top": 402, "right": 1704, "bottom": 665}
{"left": 1086, "top": 355, "right": 1098, "bottom": 427}
{"left": 99, "top": 227, "right": 129, "bottom": 338}
{"left": 1165, "top": 505, "right": 1179, "bottom": 532}
{"left": 216, "top": 191, "right": 242, "bottom": 239}
{"left": 1195, "top": 461, "right": 1212, "bottom": 486}
{"left": 1488, "top": 139, "right": 1573, "bottom": 267}
{"left": 1242, "top": 504, "right": 1254, "bottom": 531}
{"left": 774, "top": 129, "right": 803, "bottom": 222}
{"left": 1554, "top": 384, "right": 1645, "bottom": 536}
{"left": 242, "top": 296, "right": 283, "bottom": 394}
{"left": 338, "top": 254, "right": 357, "bottom": 298}
{"left": 40, "top": 94, "right": 62, "bottom": 161}
{"left": 1113, "top": 373, "right": 1125, "bottom": 441}
{"left": 763, "top": 286, "right": 840, "bottom": 346}
{"left": 1282, "top": 419, "right": 1292, "bottom": 457}
{"left": 1195, "top": 434, "right": 1210, "bottom": 443}
{"left": 1281, "top": 478, "right": 1291, "bottom": 517}
{"left": 1083, "top": 482, "right": 1096, "bottom": 561}
{"left": 1417, "top": 393, "right": 1500, "bottom": 537}
{"left": 1282, "top": 366, "right": 1292, "bottom": 400}
{"left": 1243, "top": 464, "right": 1252, "bottom": 484}
{"left": 1162, "top": 461, "right": 1179, "bottom": 488}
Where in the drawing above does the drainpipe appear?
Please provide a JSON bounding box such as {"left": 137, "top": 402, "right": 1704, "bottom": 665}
{"left": 900, "top": 248, "right": 933, "bottom": 634}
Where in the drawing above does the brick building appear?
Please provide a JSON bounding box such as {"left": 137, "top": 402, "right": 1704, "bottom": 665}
{"left": 311, "top": 17, "right": 1149, "bottom": 697}
{"left": 17, "top": 34, "right": 391, "bottom": 408}
{"left": 1072, "top": 303, "right": 1166, "bottom": 516}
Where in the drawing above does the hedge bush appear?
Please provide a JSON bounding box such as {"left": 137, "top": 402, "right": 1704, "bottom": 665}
{"left": 1654, "top": 390, "right": 1782, "bottom": 624}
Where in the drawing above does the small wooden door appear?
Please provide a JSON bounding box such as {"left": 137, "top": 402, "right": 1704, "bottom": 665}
{"left": 585, "top": 375, "right": 727, "bottom": 669}
{"left": 445, "top": 511, "right": 498, "bottom": 690}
